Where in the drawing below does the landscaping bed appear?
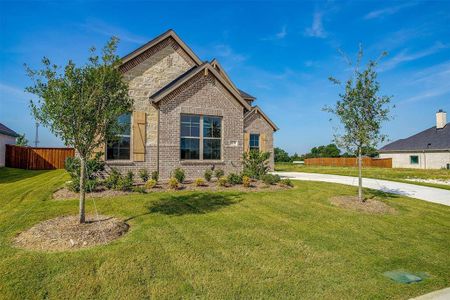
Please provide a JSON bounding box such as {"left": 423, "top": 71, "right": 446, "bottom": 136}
{"left": 13, "top": 215, "right": 129, "bottom": 251}
{"left": 330, "top": 195, "right": 397, "bottom": 214}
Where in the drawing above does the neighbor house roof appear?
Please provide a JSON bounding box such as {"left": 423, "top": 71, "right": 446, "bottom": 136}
{"left": 379, "top": 123, "right": 450, "bottom": 152}
{"left": 244, "top": 106, "right": 279, "bottom": 131}
{"left": 150, "top": 63, "right": 252, "bottom": 110}
{"left": 0, "top": 123, "right": 19, "bottom": 137}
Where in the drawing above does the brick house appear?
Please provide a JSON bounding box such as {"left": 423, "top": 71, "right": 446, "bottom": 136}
{"left": 97, "top": 29, "right": 278, "bottom": 179}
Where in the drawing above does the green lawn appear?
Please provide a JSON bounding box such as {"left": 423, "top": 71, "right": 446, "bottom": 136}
{"left": 275, "top": 163, "right": 450, "bottom": 190}
{"left": 0, "top": 167, "right": 449, "bottom": 299}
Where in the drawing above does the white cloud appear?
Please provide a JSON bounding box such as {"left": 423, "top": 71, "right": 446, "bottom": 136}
{"left": 261, "top": 25, "right": 288, "bottom": 41}
{"left": 304, "top": 11, "right": 327, "bottom": 38}
{"left": 364, "top": 2, "right": 417, "bottom": 20}
{"left": 79, "top": 19, "right": 147, "bottom": 44}
{"left": 0, "top": 82, "right": 30, "bottom": 103}
{"left": 380, "top": 42, "right": 449, "bottom": 71}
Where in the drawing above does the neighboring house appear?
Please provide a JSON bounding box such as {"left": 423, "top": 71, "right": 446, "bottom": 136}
{"left": 0, "top": 123, "right": 19, "bottom": 167}
{"left": 379, "top": 110, "right": 450, "bottom": 169}
{"left": 95, "top": 29, "right": 278, "bottom": 179}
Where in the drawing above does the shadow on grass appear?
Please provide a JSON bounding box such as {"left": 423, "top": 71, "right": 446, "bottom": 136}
{"left": 147, "top": 192, "right": 242, "bottom": 216}
{"left": 366, "top": 189, "right": 401, "bottom": 199}
{"left": 0, "top": 167, "right": 50, "bottom": 184}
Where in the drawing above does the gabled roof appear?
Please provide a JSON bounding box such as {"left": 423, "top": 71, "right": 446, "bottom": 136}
{"left": 238, "top": 89, "right": 256, "bottom": 101}
{"left": 0, "top": 123, "right": 19, "bottom": 137}
{"left": 150, "top": 63, "right": 252, "bottom": 110}
{"left": 120, "top": 29, "right": 202, "bottom": 67}
{"left": 379, "top": 123, "right": 450, "bottom": 152}
{"left": 244, "top": 106, "right": 279, "bottom": 131}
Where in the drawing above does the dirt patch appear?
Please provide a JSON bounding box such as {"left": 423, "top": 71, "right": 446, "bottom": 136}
{"left": 13, "top": 215, "right": 128, "bottom": 252}
{"left": 330, "top": 196, "right": 396, "bottom": 214}
{"left": 53, "top": 180, "right": 291, "bottom": 200}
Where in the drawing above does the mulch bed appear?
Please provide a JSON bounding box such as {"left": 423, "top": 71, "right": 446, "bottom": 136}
{"left": 53, "top": 180, "right": 291, "bottom": 200}
{"left": 13, "top": 215, "right": 129, "bottom": 252}
{"left": 330, "top": 196, "right": 396, "bottom": 214}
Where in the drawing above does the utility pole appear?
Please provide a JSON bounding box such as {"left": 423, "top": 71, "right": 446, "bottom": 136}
{"left": 34, "top": 122, "right": 39, "bottom": 147}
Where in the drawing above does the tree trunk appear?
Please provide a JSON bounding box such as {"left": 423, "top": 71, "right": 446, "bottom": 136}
{"left": 358, "top": 147, "right": 363, "bottom": 202}
{"left": 79, "top": 156, "right": 86, "bottom": 223}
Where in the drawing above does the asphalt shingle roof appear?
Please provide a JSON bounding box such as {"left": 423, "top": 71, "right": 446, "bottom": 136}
{"left": 379, "top": 123, "right": 450, "bottom": 152}
{"left": 0, "top": 123, "right": 19, "bottom": 137}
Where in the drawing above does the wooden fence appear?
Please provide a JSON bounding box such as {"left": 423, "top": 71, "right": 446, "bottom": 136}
{"left": 305, "top": 157, "right": 392, "bottom": 168}
{"left": 5, "top": 145, "right": 75, "bottom": 170}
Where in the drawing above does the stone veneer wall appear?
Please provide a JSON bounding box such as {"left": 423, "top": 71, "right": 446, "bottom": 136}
{"left": 244, "top": 113, "right": 275, "bottom": 170}
{"left": 157, "top": 72, "right": 245, "bottom": 179}
{"left": 106, "top": 37, "right": 195, "bottom": 175}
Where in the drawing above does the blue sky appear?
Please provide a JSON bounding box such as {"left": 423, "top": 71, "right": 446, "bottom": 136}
{"left": 1, "top": 0, "right": 449, "bottom": 154}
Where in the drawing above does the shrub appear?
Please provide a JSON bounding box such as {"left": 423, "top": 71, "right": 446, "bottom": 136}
{"left": 262, "top": 174, "right": 281, "bottom": 185}
{"left": 242, "top": 175, "right": 251, "bottom": 188}
{"left": 280, "top": 178, "right": 294, "bottom": 187}
{"left": 104, "top": 168, "right": 122, "bottom": 190}
{"left": 242, "top": 150, "right": 270, "bottom": 179}
{"left": 172, "top": 168, "right": 185, "bottom": 183}
{"left": 227, "top": 173, "right": 243, "bottom": 185}
{"left": 168, "top": 177, "right": 179, "bottom": 189}
{"left": 117, "top": 171, "right": 134, "bottom": 191}
{"left": 214, "top": 169, "right": 225, "bottom": 179}
{"left": 145, "top": 179, "right": 157, "bottom": 189}
{"left": 195, "top": 178, "right": 206, "bottom": 187}
{"left": 151, "top": 170, "right": 159, "bottom": 182}
{"left": 64, "top": 153, "right": 105, "bottom": 192}
{"left": 133, "top": 186, "right": 147, "bottom": 194}
{"left": 218, "top": 176, "right": 228, "bottom": 187}
{"left": 138, "top": 169, "right": 149, "bottom": 182}
{"left": 204, "top": 169, "right": 213, "bottom": 182}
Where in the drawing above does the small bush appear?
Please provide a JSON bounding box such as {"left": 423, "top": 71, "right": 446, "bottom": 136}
{"left": 117, "top": 171, "right": 134, "bottom": 191}
{"left": 204, "top": 169, "right": 213, "bottom": 182}
{"left": 195, "top": 178, "right": 206, "bottom": 187}
{"left": 218, "top": 176, "right": 228, "bottom": 187}
{"left": 104, "top": 168, "right": 122, "bottom": 190}
{"left": 168, "top": 177, "right": 179, "bottom": 189}
{"left": 280, "top": 178, "right": 294, "bottom": 187}
{"left": 64, "top": 153, "right": 105, "bottom": 192}
{"left": 242, "top": 150, "right": 270, "bottom": 179}
{"left": 172, "top": 168, "right": 185, "bottom": 183}
{"left": 85, "top": 178, "right": 98, "bottom": 192}
{"left": 133, "top": 186, "right": 147, "bottom": 194}
{"left": 145, "top": 179, "right": 157, "bottom": 189}
{"left": 138, "top": 169, "right": 149, "bottom": 182}
{"left": 262, "top": 174, "right": 281, "bottom": 185}
{"left": 242, "top": 176, "right": 251, "bottom": 188}
{"left": 151, "top": 170, "right": 159, "bottom": 182}
{"left": 214, "top": 169, "right": 225, "bottom": 179}
{"left": 227, "top": 173, "right": 243, "bottom": 185}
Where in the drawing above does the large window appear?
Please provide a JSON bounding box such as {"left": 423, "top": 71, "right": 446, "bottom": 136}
{"left": 249, "top": 134, "right": 260, "bottom": 151}
{"left": 180, "top": 114, "right": 222, "bottom": 160}
{"left": 410, "top": 155, "right": 419, "bottom": 165}
{"left": 107, "top": 113, "right": 131, "bottom": 160}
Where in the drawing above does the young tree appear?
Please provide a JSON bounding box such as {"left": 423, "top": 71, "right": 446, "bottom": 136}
{"left": 16, "top": 134, "right": 28, "bottom": 146}
{"left": 26, "top": 37, "right": 132, "bottom": 223}
{"left": 274, "top": 147, "right": 291, "bottom": 162}
{"left": 324, "top": 46, "right": 392, "bottom": 202}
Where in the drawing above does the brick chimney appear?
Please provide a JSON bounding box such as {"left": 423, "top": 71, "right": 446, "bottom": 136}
{"left": 436, "top": 109, "right": 447, "bottom": 129}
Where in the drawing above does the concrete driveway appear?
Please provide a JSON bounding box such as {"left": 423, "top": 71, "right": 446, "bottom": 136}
{"left": 273, "top": 172, "right": 450, "bottom": 207}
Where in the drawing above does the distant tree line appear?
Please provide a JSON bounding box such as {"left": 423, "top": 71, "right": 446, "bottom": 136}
{"left": 274, "top": 143, "right": 378, "bottom": 163}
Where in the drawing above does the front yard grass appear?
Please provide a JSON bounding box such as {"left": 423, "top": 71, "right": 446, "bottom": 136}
{"left": 275, "top": 163, "right": 450, "bottom": 190}
{"left": 0, "top": 167, "right": 449, "bottom": 299}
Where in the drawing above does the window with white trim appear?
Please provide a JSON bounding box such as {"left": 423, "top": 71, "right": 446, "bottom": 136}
{"left": 180, "top": 114, "right": 222, "bottom": 160}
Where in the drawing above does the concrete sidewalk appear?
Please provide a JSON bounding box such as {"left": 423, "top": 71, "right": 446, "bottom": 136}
{"left": 273, "top": 172, "right": 450, "bottom": 206}
{"left": 410, "top": 287, "right": 450, "bottom": 300}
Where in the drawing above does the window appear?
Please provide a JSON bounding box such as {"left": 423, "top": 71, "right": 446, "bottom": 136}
{"left": 107, "top": 113, "right": 131, "bottom": 160}
{"left": 249, "top": 134, "right": 260, "bottom": 151}
{"left": 410, "top": 155, "right": 419, "bottom": 165}
{"left": 203, "top": 116, "right": 221, "bottom": 160}
{"left": 180, "top": 115, "right": 200, "bottom": 159}
{"left": 180, "top": 114, "right": 222, "bottom": 160}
